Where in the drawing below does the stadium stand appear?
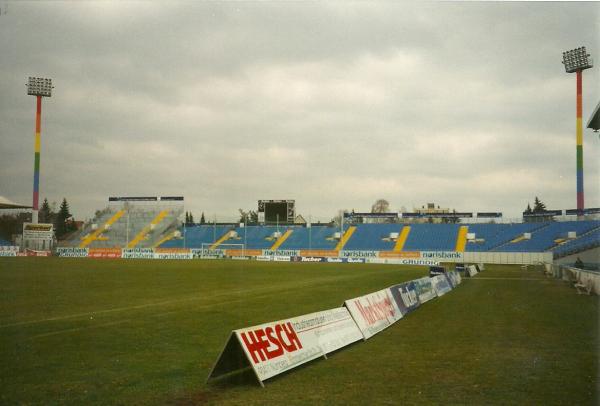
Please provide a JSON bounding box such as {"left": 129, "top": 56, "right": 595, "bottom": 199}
{"left": 160, "top": 224, "right": 234, "bottom": 249}
{"left": 402, "top": 223, "right": 461, "bottom": 251}
{"left": 465, "top": 223, "right": 547, "bottom": 252}
{"left": 553, "top": 227, "right": 600, "bottom": 258}
{"left": 0, "top": 238, "right": 12, "bottom": 246}
{"left": 279, "top": 225, "right": 341, "bottom": 250}
{"left": 62, "top": 204, "right": 183, "bottom": 249}
{"left": 343, "top": 224, "right": 403, "bottom": 251}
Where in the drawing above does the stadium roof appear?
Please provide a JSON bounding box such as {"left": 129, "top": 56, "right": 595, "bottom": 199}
{"left": 588, "top": 100, "right": 600, "bottom": 131}
{"left": 0, "top": 196, "right": 31, "bottom": 209}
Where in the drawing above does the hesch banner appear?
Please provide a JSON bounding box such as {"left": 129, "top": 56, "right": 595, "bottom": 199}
{"left": 344, "top": 288, "right": 402, "bottom": 340}
{"left": 389, "top": 281, "right": 421, "bottom": 316}
{"left": 207, "top": 307, "right": 363, "bottom": 386}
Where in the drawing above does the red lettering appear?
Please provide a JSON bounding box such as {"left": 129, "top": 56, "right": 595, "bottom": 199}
{"left": 276, "top": 322, "right": 302, "bottom": 352}
{"left": 264, "top": 326, "right": 284, "bottom": 359}
{"left": 240, "top": 329, "right": 269, "bottom": 364}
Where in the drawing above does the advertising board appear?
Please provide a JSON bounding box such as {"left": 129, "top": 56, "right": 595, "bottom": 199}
{"left": 344, "top": 288, "right": 402, "bottom": 339}
{"left": 413, "top": 277, "right": 437, "bottom": 303}
{"left": 389, "top": 281, "right": 421, "bottom": 315}
{"left": 207, "top": 307, "right": 363, "bottom": 386}
{"left": 88, "top": 248, "right": 122, "bottom": 259}
{"left": 56, "top": 247, "right": 89, "bottom": 258}
{"left": 0, "top": 246, "right": 19, "bottom": 257}
{"left": 431, "top": 274, "right": 452, "bottom": 296}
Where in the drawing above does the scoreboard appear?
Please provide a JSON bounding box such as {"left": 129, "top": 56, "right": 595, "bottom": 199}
{"left": 258, "top": 200, "right": 295, "bottom": 224}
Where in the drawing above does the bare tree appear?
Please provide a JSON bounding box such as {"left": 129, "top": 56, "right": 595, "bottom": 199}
{"left": 371, "top": 199, "right": 390, "bottom": 213}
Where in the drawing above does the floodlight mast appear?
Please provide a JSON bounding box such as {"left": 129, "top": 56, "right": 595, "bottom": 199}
{"left": 26, "top": 77, "right": 53, "bottom": 224}
{"left": 562, "top": 47, "right": 593, "bottom": 216}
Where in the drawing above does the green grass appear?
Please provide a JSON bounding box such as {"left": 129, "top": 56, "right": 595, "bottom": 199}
{"left": 0, "top": 258, "right": 597, "bottom": 405}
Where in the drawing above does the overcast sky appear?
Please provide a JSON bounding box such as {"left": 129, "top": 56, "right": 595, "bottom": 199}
{"left": 1, "top": 1, "right": 599, "bottom": 221}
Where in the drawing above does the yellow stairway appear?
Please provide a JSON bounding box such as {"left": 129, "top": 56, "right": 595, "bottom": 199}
{"left": 393, "top": 226, "right": 411, "bottom": 252}
{"left": 210, "top": 230, "right": 232, "bottom": 249}
{"left": 335, "top": 226, "right": 356, "bottom": 251}
{"left": 127, "top": 210, "right": 169, "bottom": 248}
{"left": 455, "top": 225, "right": 468, "bottom": 252}
{"left": 270, "top": 229, "right": 293, "bottom": 251}
{"left": 79, "top": 210, "right": 125, "bottom": 248}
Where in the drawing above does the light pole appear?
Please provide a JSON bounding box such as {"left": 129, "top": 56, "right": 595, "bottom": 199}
{"left": 562, "top": 47, "right": 593, "bottom": 216}
{"left": 26, "top": 77, "right": 53, "bottom": 224}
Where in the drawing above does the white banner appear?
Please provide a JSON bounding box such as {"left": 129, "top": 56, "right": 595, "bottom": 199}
{"left": 152, "top": 252, "right": 193, "bottom": 260}
{"left": 256, "top": 255, "right": 272, "bottom": 261}
{"left": 344, "top": 288, "right": 402, "bottom": 340}
{"left": 56, "top": 247, "right": 89, "bottom": 258}
{"left": 413, "top": 277, "right": 437, "bottom": 303}
{"left": 262, "top": 249, "right": 300, "bottom": 257}
{"left": 467, "top": 265, "right": 478, "bottom": 277}
{"left": 431, "top": 274, "right": 453, "bottom": 296}
{"left": 273, "top": 256, "right": 291, "bottom": 262}
{"left": 0, "top": 246, "right": 18, "bottom": 257}
{"left": 233, "top": 307, "right": 363, "bottom": 383}
{"left": 421, "top": 251, "right": 464, "bottom": 262}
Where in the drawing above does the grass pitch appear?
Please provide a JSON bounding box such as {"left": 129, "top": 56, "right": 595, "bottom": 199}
{"left": 0, "top": 258, "right": 597, "bottom": 405}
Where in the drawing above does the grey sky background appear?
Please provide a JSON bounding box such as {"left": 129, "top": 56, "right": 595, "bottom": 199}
{"left": 1, "top": 1, "right": 599, "bottom": 222}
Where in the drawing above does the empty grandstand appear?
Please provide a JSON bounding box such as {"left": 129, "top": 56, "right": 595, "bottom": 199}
{"left": 61, "top": 196, "right": 184, "bottom": 249}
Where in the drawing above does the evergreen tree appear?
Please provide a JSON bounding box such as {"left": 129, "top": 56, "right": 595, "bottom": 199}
{"left": 524, "top": 203, "right": 532, "bottom": 214}
{"left": 39, "top": 198, "right": 52, "bottom": 223}
{"left": 55, "top": 198, "right": 72, "bottom": 238}
{"left": 533, "top": 197, "right": 546, "bottom": 213}
{"left": 200, "top": 212, "right": 206, "bottom": 224}
{"left": 189, "top": 212, "right": 194, "bottom": 224}
{"left": 185, "top": 211, "right": 190, "bottom": 223}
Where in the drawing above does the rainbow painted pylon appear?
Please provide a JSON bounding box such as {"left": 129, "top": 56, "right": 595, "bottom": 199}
{"left": 576, "top": 70, "right": 584, "bottom": 213}
{"left": 32, "top": 95, "right": 42, "bottom": 217}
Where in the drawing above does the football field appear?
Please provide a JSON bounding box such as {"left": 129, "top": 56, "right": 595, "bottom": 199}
{"left": 0, "top": 258, "right": 597, "bottom": 405}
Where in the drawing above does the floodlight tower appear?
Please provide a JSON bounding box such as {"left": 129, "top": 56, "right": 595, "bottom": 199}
{"left": 562, "top": 47, "right": 593, "bottom": 216}
{"left": 26, "top": 77, "right": 53, "bottom": 224}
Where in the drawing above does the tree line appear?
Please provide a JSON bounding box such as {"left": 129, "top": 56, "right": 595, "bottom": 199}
{"left": 0, "top": 197, "right": 77, "bottom": 242}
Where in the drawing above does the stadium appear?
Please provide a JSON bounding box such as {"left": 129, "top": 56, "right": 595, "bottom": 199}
{"left": 1, "top": 2, "right": 600, "bottom": 405}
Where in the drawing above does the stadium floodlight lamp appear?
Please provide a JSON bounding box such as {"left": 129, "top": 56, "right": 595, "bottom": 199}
{"left": 26, "top": 77, "right": 53, "bottom": 97}
{"left": 562, "top": 47, "right": 593, "bottom": 73}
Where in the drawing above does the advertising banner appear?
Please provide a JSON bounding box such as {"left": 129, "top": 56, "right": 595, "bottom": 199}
{"left": 153, "top": 252, "right": 193, "bottom": 260}
{"left": 447, "top": 270, "right": 462, "bottom": 286}
{"left": 378, "top": 251, "right": 421, "bottom": 259}
{"left": 22, "top": 223, "right": 53, "bottom": 240}
{"left": 344, "top": 288, "right": 402, "bottom": 340}
{"left": 122, "top": 248, "right": 154, "bottom": 259}
{"left": 346, "top": 258, "right": 365, "bottom": 263}
{"left": 340, "top": 250, "right": 378, "bottom": 258}
{"left": 413, "top": 277, "right": 437, "bottom": 303}
{"left": 273, "top": 256, "right": 291, "bottom": 262}
{"left": 256, "top": 255, "right": 272, "bottom": 261}
{"left": 467, "top": 265, "right": 479, "bottom": 277}
{"left": 431, "top": 274, "right": 452, "bottom": 296}
{"left": 421, "top": 251, "right": 464, "bottom": 262}
{"left": 191, "top": 248, "right": 225, "bottom": 259}
{"left": 262, "top": 249, "right": 300, "bottom": 257}
{"left": 0, "top": 246, "right": 18, "bottom": 257}
{"left": 389, "top": 281, "right": 421, "bottom": 315}
{"left": 299, "top": 250, "right": 338, "bottom": 258}
{"left": 228, "top": 249, "right": 261, "bottom": 257}
{"left": 326, "top": 257, "right": 344, "bottom": 263}
{"left": 56, "top": 247, "right": 89, "bottom": 258}
{"left": 88, "top": 248, "right": 122, "bottom": 259}
{"left": 25, "top": 249, "right": 50, "bottom": 257}
{"left": 207, "top": 307, "right": 363, "bottom": 386}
